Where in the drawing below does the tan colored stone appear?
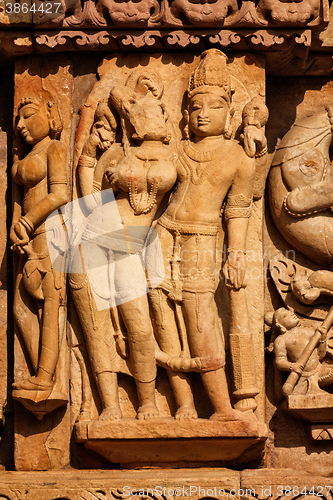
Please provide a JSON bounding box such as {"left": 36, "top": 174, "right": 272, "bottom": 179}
{"left": 0, "top": 469, "right": 241, "bottom": 499}
{"left": 264, "top": 75, "right": 333, "bottom": 474}
{"left": 13, "top": 56, "right": 73, "bottom": 471}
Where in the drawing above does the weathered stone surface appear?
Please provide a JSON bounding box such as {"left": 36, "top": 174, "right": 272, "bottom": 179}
{"left": 10, "top": 0, "right": 329, "bottom": 29}
{"left": 1, "top": 0, "right": 333, "bottom": 479}
{"left": 0, "top": 469, "right": 241, "bottom": 499}
{"left": 264, "top": 75, "right": 333, "bottom": 475}
{"left": 12, "top": 56, "right": 73, "bottom": 471}
{"left": 241, "top": 469, "right": 333, "bottom": 498}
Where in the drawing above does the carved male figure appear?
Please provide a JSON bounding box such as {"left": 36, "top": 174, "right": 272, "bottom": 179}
{"left": 148, "top": 49, "right": 264, "bottom": 419}
{"left": 272, "top": 308, "right": 333, "bottom": 396}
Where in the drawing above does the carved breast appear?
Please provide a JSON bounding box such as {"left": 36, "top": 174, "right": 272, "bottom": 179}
{"left": 12, "top": 154, "right": 47, "bottom": 188}
{"left": 113, "top": 149, "right": 177, "bottom": 196}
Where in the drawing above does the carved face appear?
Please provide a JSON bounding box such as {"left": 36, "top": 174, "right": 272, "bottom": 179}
{"left": 189, "top": 92, "right": 228, "bottom": 138}
{"left": 17, "top": 104, "right": 50, "bottom": 145}
{"left": 278, "top": 309, "right": 300, "bottom": 330}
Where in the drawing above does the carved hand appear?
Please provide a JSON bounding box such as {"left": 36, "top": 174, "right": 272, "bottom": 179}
{"left": 243, "top": 124, "right": 267, "bottom": 158}
{"left": 224, "top": 250, "right": 247, "bottom": 290}
{"left": 11, "top": 221, "right": 30, "bottom": 253}
{"left": 83, "top": 125, "right": 113, "bottom": 158}
{"left": 291, "top": 362, "right": 305, "bottom": 376}
{"left": 105, "top": 160, "right": 119, "bottom": 189}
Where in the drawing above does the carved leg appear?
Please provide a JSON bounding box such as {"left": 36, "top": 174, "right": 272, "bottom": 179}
{"left": 118, "top": 296, "right": 160, "bottom": 419}
{"left": 12, "top": 271, "right": 68, "bottom": 415}
{"left": 13, "top": 256, "right": 39, "bottom": 372}
{"left": 149, "top": 288, "right": 197, "bottom": 419}
{"left": 72, "top": 343, "right": 94, "bottom": 422}
{"left": 35, "top": 272, "right": 61, "bottom": 387}
{"left": 182, "top": 291, "right": 242, "bottom": 420}
{"left": 13, "top": 271, "right": 60, "bottom": 391}
{"left": 70, "top": 272, "right": 122, "bottom": 419}
{"left": 229, "top": 288, "right": 259, "bottom": 412}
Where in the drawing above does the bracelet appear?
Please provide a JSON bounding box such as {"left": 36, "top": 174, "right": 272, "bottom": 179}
{"left": 79, "top": 155, "right": 97, "bottom": 169}
{"left": 19, "top": 215, "right": 34, "bottom": 234}
{"left": 92, "top": 181, "right": 102, "bottom": 193}
{"left": 255, "top": 146, "right": 268, "bottom": 158}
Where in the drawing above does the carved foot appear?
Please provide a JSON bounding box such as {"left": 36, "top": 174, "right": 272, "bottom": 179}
{"left": 99, "top": 407, "right": 123, "bottom": 421}
{"left": 136, "top": 404, "right": 160, "bottom": 420}
{"left": 175, "top": 405, "right": 198, "bottom": 420}
{"left": 13, "top": 376, "right": 53, "bottom": 391}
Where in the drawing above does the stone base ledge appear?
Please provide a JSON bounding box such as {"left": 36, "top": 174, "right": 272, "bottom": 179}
{"left": 75, "top": 418, "right": 267, "bottom": 465}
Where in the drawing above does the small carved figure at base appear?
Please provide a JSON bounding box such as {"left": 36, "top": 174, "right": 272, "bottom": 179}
{"left": 272, "top": 308, "right": 333, "bottom": 397}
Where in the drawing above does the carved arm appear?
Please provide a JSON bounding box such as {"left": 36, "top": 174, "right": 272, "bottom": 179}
{"left": 284, "top": 182, "right": 333, "bottom": 216}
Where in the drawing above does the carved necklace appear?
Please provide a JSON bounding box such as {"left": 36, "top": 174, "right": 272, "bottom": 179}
{"left": 183, "top": 140, "right": 224, "bottom": 185}
{"left": 127, "top": 158, "right": 159, "bottom": 215}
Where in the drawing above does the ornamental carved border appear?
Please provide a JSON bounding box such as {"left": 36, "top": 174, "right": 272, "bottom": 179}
{"left": 1, "top": 0, "right": 328, "bottom": 29}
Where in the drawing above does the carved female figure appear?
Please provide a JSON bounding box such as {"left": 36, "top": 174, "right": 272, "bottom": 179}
{"left": 70, "top": 70, "right": 179, "bottom": 420}
{"left": 148, "top": 49, "right": 265, "bottom": 418}
{"left": 10, "top": 96, "right": 68, "bottom": 417}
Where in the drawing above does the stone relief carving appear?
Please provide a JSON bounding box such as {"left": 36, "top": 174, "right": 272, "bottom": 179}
{"left": 269, "top": 109, "right": 333, "bottom": 268}
{"left": 168, "top": 0, "right": 240, "bottom": 26}
{"left": 71, "top": 50, "right": 266, "bottom": 420}
{"left": 256, "top": 0, "right": 324, "bottom": 25}
{"left": 70, "top": 68, "right": 178, "bottom": 421}
{"left": 58, "top": 50, "right": 270, "bottom": 466}
{"left": 32, "top": 0, "right": 328, "bottom": 28}
{"left": 267, "top": 107, "right": 333, "bottom": 437}
{"left": 148, "top": 49, "right": 267, "bottom": 418}
{"left": 268, "top": 308, "right": 333, "bottom": 396}
{"left": 10, "top": 94, "right": 69, "bottom": 420}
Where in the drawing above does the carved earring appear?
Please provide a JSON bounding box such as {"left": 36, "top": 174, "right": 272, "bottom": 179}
{"left": 183, "top": 109, "right": 190, "bottom": 140}
{"left": 223, "top": 111, "right": 233, "bottom": 139}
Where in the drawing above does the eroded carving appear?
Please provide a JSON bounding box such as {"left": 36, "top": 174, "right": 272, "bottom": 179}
{"left": 169, "top": 0, "right": 239, "bottom": 26}
{"left": 269, "top": 109, "right": 333, "bottom": 267}
{"left": 257, "top": 0, "right": 323, "bottom": 25}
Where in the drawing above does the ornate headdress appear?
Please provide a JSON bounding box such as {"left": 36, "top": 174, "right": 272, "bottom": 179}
{"left": 188, "top": 49, "right": 231, "bottom": 105}
{"left": 18, "top": 96, "right": 63, "bottom": 139}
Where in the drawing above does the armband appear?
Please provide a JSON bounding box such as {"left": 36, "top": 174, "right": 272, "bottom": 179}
{"left": 79, "top": 155, "right": 97, "bottom": 169}
{"left": 224, "top": 193, "right": 252, "bottom": 221}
